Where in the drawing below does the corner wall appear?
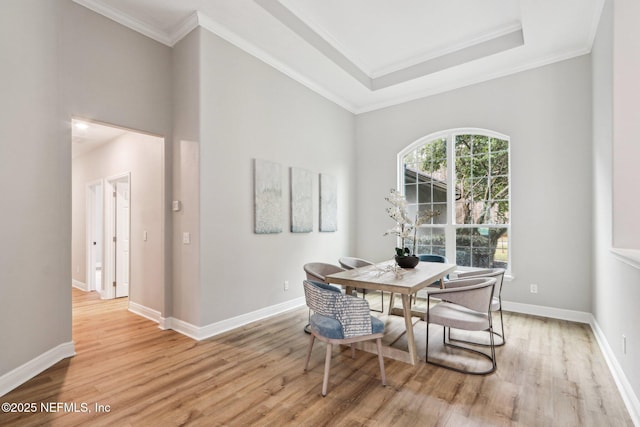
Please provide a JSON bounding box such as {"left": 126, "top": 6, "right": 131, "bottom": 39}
{"left": 355, "top": 55, "right": 593, "bottom": 313}
{"left": 592, "top": 0, "right": 640, "bottom": 421}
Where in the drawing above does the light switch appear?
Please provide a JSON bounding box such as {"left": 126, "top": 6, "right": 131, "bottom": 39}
{"left": 172, "top": 200, "right": 182, "bottom": 212}
{"left": 183, "top": 232, "right": 191, "bottom": 244}
{"left": 143, "top": 231, "right": 148, "bottom": 241}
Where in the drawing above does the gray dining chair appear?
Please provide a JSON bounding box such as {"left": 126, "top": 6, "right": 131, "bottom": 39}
{"left": 302, "top": 263, "right": 346, "bottom": 333}
{"left": 425, "top": 276, "right": 497, "bottom": 375}
{"left": 452, "top": 268, "right": 506, "bottom": 346}
{"left": 338, "top": 257, "right": 383, "bottom": 312}
{"left": 303, "top": 280, "right": 386, "bottom": 396}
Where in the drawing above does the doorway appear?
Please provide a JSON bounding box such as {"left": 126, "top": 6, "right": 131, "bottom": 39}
{"left": 86, "top": 180, "right": 103, "bottom": 293}
{"left": 105, "top": 173, "right": 130, "bottom": 299}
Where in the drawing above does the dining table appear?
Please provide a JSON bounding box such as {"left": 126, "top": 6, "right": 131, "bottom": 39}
{"left": 326, "top": 260, "right": 457, "bottom": 365}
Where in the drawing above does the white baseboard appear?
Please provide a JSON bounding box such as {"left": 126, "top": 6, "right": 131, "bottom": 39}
{"left": 128, "top": 301, "right": 162, "bottom": 324}
{"left": 0, "top": 341, "right": 76, "bottom": 397}
{"left": 502, "top": 300, "right": 592, "bottom": 324}
{"left": 590, "top": 318, "right": 640, "bottom": 426}
{"left": 71, "top": 279, "right": 87, "bottom": 291}
{"left": 170, "top": 297, "right": 306, "bottom": 341}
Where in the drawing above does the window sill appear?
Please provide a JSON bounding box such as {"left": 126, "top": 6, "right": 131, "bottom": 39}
{"left": 611, "top": 248, "right": 640, "bottom": 270}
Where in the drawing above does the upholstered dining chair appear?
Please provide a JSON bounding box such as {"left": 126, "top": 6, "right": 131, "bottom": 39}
{"left": 303, "top": 263, "right": 346, "bottom": 333}
{"left": 303, "top": 280, "right": 386, "bottom": 396}
{"left": 425, "top": 276, "right": 497, "bottom": 375}
{"left": 303, "top": 262, "right": 345, "bottom": 291}
{"left": 338, "top": 257, "right": 383, "bottom": 312}
{"left": 452, "top": 268, "right": 507, "bottom": 346}
{"left": 404, "top": 254, "right": 449, "bottom": 308}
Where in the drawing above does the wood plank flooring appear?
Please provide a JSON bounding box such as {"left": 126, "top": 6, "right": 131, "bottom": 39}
{"left": 0, "top": 288, "right": 633, "bottom": 426}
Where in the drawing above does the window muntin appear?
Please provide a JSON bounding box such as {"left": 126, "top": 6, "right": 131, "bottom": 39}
{"left": 400, "top": 130, "right": 510, "bottom": 270}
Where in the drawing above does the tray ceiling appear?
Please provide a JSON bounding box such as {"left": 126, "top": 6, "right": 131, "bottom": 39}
{"left": 73, "top": 0, "right": 605, "bottom": 113}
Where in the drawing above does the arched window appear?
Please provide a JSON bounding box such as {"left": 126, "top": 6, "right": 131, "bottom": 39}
{"left": 399, "top": 129, "right": 510, "bottom": 271}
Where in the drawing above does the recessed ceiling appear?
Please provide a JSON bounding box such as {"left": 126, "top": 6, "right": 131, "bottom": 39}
{"left": 73, "top": 0, "right": 605, "bottom": 113}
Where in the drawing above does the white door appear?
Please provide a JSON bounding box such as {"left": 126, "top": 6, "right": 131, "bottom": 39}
{"left": 114, "top": 178, "right": 130, "bottom": 298}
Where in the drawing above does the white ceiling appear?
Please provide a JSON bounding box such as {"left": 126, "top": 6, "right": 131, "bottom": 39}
{"left": 71, "top": 119, "right": 128, "bottom": 158}
{"left": 74, "top": 0, "right": 605, "bottom": 113}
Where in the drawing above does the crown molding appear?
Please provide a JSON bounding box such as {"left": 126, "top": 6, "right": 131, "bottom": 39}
{"left": 354, "top": 45, "right": 592, "bottom": 114}
{"left": 168, "top": 12, "right": 200, "bottom": 47}
{"left": 73, "top": 0, "right": 173, "bottom": 46}
{"left": 370, "top": 22, "right": 523, "bottom": 79}
{"left": 195, "top": 12, "right": 358, "bottom": 113}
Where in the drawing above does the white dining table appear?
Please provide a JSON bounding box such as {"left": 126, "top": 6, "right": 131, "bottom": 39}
{"left": 326, "top": 260, "right": 457, "bottom": 365}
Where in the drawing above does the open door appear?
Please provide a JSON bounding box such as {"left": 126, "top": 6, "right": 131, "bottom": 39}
{"left": 105, "top": 173, "right": 130, "bottom": 299}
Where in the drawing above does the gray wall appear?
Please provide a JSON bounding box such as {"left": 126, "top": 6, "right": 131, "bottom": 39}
{"left": 0, "top": 0, "right": 70, "bottom": 376}
{"left": 72, "top": 132, "right": 164, "bottom": 310}
{"left": 611, "top": 0, "right": 640, "bottom": 249}
{"left": 171, "top": 30, "right": 201, "bottom": 324}
{"left": 1, "top": 0, "right": 173, "bottom": 378}
{"left": 59, "top": 0, "right": 173, "bottom": 317}
{"left": 592, "top": 0, "right": 640, "bottom": 404}
{"left": 355, "top": 56, "right": 593, "bottom": 312}
{"left": 197, "top": 28, "right": 356, "bottom": 326}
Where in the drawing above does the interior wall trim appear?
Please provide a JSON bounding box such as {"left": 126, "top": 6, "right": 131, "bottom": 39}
{"left": 0, "top": 342, "right": 76, "bottom": 397}
{"left": 71, "top": 279, "right": 88, "bottom": 291}
{"left": 170, "top": 297, "right": 306, "bottom": 341}
{"left": 591, "top": 317, "right": 640, "bottom": 426}
{"left": 502, "top": 300, "right": 592, "bottom": 324}
{"left": 128, "top": 301, "right": 162, "bottom": 325}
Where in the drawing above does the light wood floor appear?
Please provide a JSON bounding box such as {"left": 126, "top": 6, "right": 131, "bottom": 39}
{"left": 0, "top": 288, "right": 633, "bottom": 426}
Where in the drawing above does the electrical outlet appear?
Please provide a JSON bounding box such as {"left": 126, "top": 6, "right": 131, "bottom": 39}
{"left": 284, "top": 280, "right": 289, "bottom": 291}
{"left": 530, "top": 284, "right": 538, "bottom": 294}
{"left": 623, "top": 335, "right": 627, "bottom": 355}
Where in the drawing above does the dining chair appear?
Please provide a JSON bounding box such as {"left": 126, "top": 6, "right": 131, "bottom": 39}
{"left": 338, "top": 257, "right": 383, "bottom": 313}
{"left": 303, "top": 263, "right": 346, "bottom": 333}
{"left": 303, "top": 280, "right": 386, "bottom": 396}
{"left": 451, "top": 268, "right": 507, "bottom": 346}
{"left": 403, "top": 254, "right": 448, "bottom": 309}
{"left": 425, "top": 276, "right": 497, "bottom": 375}
{"left": 303, "top": 262, "right": 345, "bottom": 291}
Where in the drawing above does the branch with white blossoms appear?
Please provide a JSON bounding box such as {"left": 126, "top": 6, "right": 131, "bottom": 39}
{"left": 384, "top": 189, "right": 439, "bottom": 257}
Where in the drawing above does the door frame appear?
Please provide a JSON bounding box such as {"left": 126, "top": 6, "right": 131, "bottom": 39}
{"left": 104, "top": 172, "right": 131, "bottom": 300}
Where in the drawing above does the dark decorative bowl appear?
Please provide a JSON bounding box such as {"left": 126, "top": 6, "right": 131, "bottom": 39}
{"left": 395, "top": 255, "right": 420, "bottom": 269}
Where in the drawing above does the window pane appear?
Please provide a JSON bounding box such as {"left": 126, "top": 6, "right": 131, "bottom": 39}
{"left": 412, "top": 227, "right": 446, "bottom": 256}
{"left": 405, "top": 182, "right": 417, "bottom": 203}
{"left": 455, "top": 227, "right": 508, "bottom": 268}
{"left": 455, "top": 135, "right": 472, "bottom": 157}
{"left": 471, "top": 135, "right": 490, "bottom": 154}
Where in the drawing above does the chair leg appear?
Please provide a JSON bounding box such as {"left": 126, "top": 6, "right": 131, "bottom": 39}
{"left": 322, "top": 343, "right": 333, "bottom": 397}
{"left": 304, "top": 334, "right": 315, "bottom": 371}
{"left": 447, "top": 308, "right": 506, "bottom": 347}
{"left": 376, "top": 338, "right": 386, "bottom": 386}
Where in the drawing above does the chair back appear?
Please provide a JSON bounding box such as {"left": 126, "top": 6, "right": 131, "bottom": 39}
{"left": 437, "top": 277, "right": 496, "bottom": 313}
{"left": 418, "top": 254, "right": 447, "bottom": 263}
{"left": 303, "top": 280, "right": 373, "bottom": 338}
{"left": 457, "top": 268, "right": 505, "bottom": 298}
{"left": 303, "top": 262, "right": 345, "bottom": 283}
{"left": 338, "top": 257, "right": 373, "bottom": 270}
